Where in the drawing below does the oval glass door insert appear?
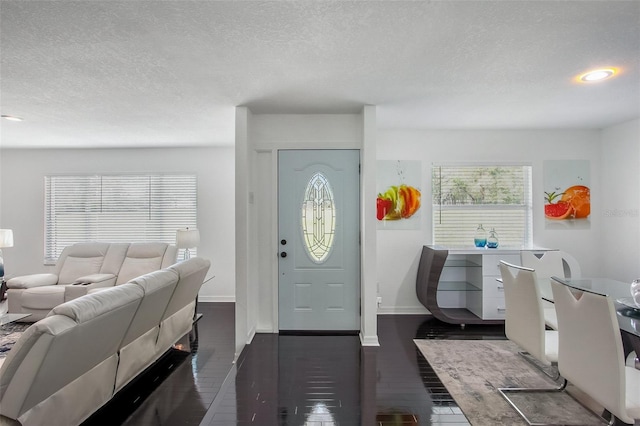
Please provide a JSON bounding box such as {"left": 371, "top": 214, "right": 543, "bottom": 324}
{"left": 301, "top": 172, "right": 336, "bottom": 263}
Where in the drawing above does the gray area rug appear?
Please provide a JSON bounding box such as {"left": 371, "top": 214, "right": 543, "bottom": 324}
{"left": 0, "top": 322, "right": 30, "bottom": 358}
{"left": 414, "top": 339, "right": 605, "bottom": 426}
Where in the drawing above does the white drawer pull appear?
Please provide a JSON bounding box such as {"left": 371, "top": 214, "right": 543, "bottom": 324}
{"left": 497, "top": 285, "right": 504, "bottom": 291}
{"left": 497, "top": 307, "right": 506, "bottom": 313}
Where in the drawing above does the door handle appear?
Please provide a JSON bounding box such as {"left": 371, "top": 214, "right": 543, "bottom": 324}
{"left": 280, "top": 252, "right": 287, "bottom": 258}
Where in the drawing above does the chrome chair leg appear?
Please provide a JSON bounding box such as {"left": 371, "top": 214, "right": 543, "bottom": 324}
{"left": 518, "top": 351, "right": 561, "bottom": 381}
{"left": 499, "top": 378, "right": 619, "bottom": 426}
{"left": 498, "top": 379, "right": 569, "bottom": 426}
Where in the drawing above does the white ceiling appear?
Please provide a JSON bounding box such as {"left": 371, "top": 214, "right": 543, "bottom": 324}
{"left": 1, "top": 1, "right": 639, "bottom": 149}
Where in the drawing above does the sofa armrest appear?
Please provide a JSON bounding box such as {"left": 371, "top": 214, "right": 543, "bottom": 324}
{"left": 6, "top": 274, "right": 59, "bottom": 289}
{"left": 64, "top": 275, "right": 116, "bottom": 302}
{"left": 71, "top": 273, "right": 116, "bottom": 286}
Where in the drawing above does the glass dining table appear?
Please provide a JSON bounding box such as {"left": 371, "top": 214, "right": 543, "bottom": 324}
{"left": 544, "top": 276, "right": 640, "bottom": 368}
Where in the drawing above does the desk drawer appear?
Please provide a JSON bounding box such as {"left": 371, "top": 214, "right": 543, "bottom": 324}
{"left": 484, "top": 297, "right": 507, "bottom": 320}
{"left": 482, "top": 277, "right": 505, "bottom": 298}
{"left": 482, "top": 254, "right": 520, "bottom": 276}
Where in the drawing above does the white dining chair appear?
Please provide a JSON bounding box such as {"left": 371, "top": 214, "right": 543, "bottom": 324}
{"left": 520, "top": 251, "right": 565, "bottom": 280}
{"left": 551, "top": 278, "right": 640, "bottom": 425}
{"left": 520, "top": 250, "right": 581, "bottom": 330}
{"left": 498, "top": 262, "right": 568, "bottom": 425}
{"left": 499, "top": 261, "right": 560, "bottom": 370}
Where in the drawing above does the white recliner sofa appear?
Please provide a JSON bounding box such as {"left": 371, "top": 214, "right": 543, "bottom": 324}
{"left": 0, "top": 257, "right": 210, "bottom": 426}
{"left": 6, "top": 242, "right": 177, "bottom": 322}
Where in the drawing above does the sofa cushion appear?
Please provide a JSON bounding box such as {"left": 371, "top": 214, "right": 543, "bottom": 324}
{"left": 126, "top": 243, "right": 171, "bottom": 259}
{"left": 156, "top": 258, "right": 210, "bottom": 352}
{"left": 114, "top": 269, "right": 179, "bottom": 391}
{"left": 116, "top": 257, "right": 163, "bottom": 285}
{"left": 114, "top": 243, "right": 172, "bottom": 285}
{"left": 99, "top": 243, "right": 130, "bottom": 275}
{"left": 58, "top": 256, "right": 103, "bottom": 285}
{"left": 21, "top": 286, "right": 65, "bottom": 310}
{"left": 50, "top": 283, "right": 143, "bottom": 324}
{"left": 120, "top": 269, "right": 179, "bottom": 347}
{"left": 0, "top": 315, "right": 76, "bottom": 405}
{"left": 164, "top": 258, "right": 210, "bottom": 320}
{"left": 54, "top": 243, "right": 111, "bottom": 276}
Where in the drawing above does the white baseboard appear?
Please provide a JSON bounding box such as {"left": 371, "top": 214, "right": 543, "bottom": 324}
{"left": 197, "top": 298, "right": 430, "bottom": 316}
{"left": 197, "top": 298, "right": 430, "bottom": 314}
{"left": 359, "top": 333, "right": 380, "bottom": 346}
{"left": 246, "top": 327, "right": 256, "bottom": 345}
{"left": 377, "top": 305, "right": 431, "bottom": 315}
{"left": 198, "top": 295, "right": 235, "bottom": 303}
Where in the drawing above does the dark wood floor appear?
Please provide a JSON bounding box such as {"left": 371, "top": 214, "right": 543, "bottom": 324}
{"left": 84, "top": 302, "right": 237, "bottom": 426}
{"left": 84, "top": 303, "right": 507, "bottom": 426}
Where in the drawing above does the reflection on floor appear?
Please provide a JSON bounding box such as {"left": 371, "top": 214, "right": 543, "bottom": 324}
{"left": 84, "top": 303, "right": 507, "bottom": 426}
{"left": 83, "top": 302, "right": 236, "bottom": 426}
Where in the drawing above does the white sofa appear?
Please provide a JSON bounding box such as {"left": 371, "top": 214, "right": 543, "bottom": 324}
{"left": 0, "top": 257, "right": 210, "bottom": 426}
{"left": 6, "top": 242, "right": 177, "bottom": 322}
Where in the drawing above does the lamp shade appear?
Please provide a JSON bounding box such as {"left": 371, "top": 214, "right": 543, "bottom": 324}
{"left": 0, "top": 229, "right": 13, "bottom": 248}
{"left": 176, "top": 228, "right": 200, "bottom": 249}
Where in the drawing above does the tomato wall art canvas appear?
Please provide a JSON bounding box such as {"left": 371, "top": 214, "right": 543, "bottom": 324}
{"left": 377, "top": 160, "right": 422, "bottom": 230}
{"left": 543, "top": 160, "right": 591, "bottom": 229}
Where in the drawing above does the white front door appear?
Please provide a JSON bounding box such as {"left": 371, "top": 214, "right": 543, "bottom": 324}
{"left": 278, "top": 149, "right": 360, "bottom": 331}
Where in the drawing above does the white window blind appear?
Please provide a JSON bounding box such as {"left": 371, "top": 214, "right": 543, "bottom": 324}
{"left": 45, "top": 174, "right": 197, "bottom": 263}
{"left": 432, "top": 164, "right": 532, "bottom": 247}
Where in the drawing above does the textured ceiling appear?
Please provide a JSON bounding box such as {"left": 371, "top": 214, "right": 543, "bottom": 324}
{"left": 1, "top": 1, "right": 639, "bottom": 148}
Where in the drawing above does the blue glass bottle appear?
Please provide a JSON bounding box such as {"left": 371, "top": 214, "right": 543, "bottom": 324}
{"left": 474, "top": 224, "right": 487, "bottom": 248}
{"left": 487, "top": 228, "right": 499, "bottom": 249}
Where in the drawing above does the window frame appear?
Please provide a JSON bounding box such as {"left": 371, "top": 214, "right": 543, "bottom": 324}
{"left": 44, "top": 173, "right": 197, "bottom": 264}
{"left": 432, "top": 162, "right": 533, "bottom": 247}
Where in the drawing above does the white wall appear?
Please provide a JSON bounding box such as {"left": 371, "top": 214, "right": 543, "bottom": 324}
{"left": 600, "top": 118, "right": 640, "bottom": 282}
{"left": 376, "top": 129, "right": 603, "bottom": 313}
{"left": 360, "top": 106, "right": 379, "bottom": 346}
{"left": 0, "top": 147, "right": 235, "bottom": 301}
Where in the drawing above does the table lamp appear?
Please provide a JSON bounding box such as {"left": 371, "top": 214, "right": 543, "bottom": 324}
{"left": 0, "top": 229, "right": 14, "bottom": 279}
{"left": 176, "top": 228, "right": 200, "bottom": 260}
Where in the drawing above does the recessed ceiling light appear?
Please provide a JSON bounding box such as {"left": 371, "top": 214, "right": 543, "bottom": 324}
{"left": 577, "top": 68, "right": 618, "bottom": 83}
{"left": 1, "top": 115, "right": 23, "bottom": 122}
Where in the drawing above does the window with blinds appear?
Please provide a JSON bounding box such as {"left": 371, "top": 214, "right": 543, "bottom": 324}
{"left": 432, "top": 164, "right": 532, "bottom": 247}
{"left": 44, "top": 174, "right": 197, "bottom": 263}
